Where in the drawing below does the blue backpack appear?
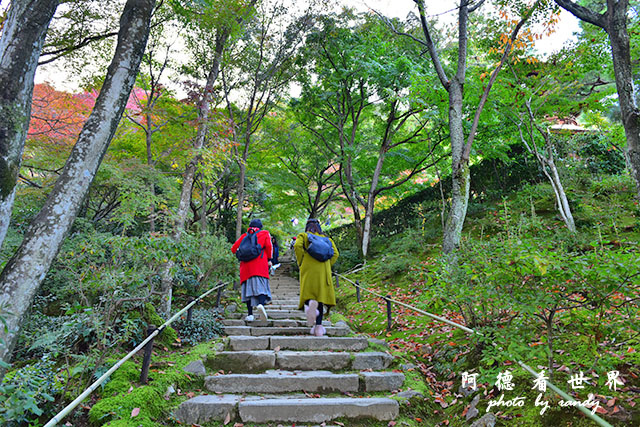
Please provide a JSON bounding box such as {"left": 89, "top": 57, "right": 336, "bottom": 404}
{"left": 306, "top": 233, "right": 334, "bottom": 262}
{"left": 236, "top": 230, "right": 263, "bottom": 262}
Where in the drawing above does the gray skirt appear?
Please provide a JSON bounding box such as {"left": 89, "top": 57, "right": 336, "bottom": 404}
{"left": 241, "top": 276, "right": 272, "bottom": 307}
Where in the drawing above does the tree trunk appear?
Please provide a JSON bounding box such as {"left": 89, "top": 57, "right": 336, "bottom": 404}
{"left": 554, "top": 0, "right": 640, "bottom": 199}
{"left": 234, "top": 144, "right": 249, "bottom": 240}
{"left": 145, "top": 111, "right": 156, "bottom": 233}
{"left": 158, "top": 30, "right": 229, "bottom": 318}
{"left": 547, "top": 158, "right": 576, "bottom": 232}
{"left": 0, "top": 0, "right": 60, "bottom": 249}
{"left": 442, "top": 81, "right": 470, "bottom": 253}
{"left": 200, "top": 181, "right": 208, "bottom": 237}
{"left": 0, "top": 0, "right": 156, "bottom": 368}
{"left": 361, "top": 146, "right": 387, "bottom": 258}
{"left": 607, "top": 4, "right": 640, "bottom": 201}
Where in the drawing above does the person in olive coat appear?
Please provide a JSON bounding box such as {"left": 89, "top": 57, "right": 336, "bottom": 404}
{"left": 294, "top": 218, "right": 339, "bottom": 337}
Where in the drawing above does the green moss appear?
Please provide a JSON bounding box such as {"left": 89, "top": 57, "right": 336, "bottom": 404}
{"left": 102, "top": 361, "right": 139, "bottom": 396}
{"left": 143, "top": 303, "right": 178, "bottom": 347}
{"left": 89, "top": 386, "right": 163, "bottom": 425}
{"left": 329, "top": 312, "right": 349, "bottom": 324}
{"left": 0, "top": 158, "right": 18, "bottom": 199}
{"left": 400, "top": 369, "right": 429, "bottom": 395}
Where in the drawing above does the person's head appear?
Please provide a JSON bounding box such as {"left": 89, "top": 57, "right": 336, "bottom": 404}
{"left": 272, "top": 235, "right": 279, "bottom": 246}
{"left": 248, "top": 218, "right": 263, "bottom": 230}
{"left": 305, "top": 218, "right": 323, "bottom": 235}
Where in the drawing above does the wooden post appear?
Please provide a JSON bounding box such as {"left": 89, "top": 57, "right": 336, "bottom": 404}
{"left": 356, "top": 281, "right": 361, "bottom": 303}
{"left": 385, "top": 296, "right": 392, "bottom": 331}
{"left": 335, "top": 275, "right": 340, "bottom": 288}
{"left": 139, "top": 326, "right": 156, "bottom": 384}
{"left": 215, "top": 283, "right": 224, "bottom": 307}
{"left": 186, "top": 297, "right": 194, "bottom": 323}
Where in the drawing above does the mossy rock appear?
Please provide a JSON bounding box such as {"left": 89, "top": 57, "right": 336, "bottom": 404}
{"left": 89, "top": 386, "right": 163, "bottom": 426}
{"left": 143, "top": 303, "right": 178, "bottom": 347}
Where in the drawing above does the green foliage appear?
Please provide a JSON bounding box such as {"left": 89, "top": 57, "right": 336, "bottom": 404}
{"left": 0, "top": 358, "right": 63, "bottom": 426}
{"left": 144, "top": 303, "right": 178, "bottom": 347}
{"left": 576, "top": 133, "right": 627, "bottom": 175}
{"left": 173, "top": 308, "right": 223, "bottom": 346}
{"left": 590, "top": 173, "right": 636, "bottom": 196}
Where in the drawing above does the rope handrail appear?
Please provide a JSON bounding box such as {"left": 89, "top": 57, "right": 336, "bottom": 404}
{"left": 44, "top": 281, "right": 228, "bottom": 427}
{"left": 334, "top": 272, "right": 613, "bottom": 427}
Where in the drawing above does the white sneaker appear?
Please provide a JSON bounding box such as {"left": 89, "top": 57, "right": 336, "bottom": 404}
{"left": 245, "top": 314, "right": 255, "bottom": 322}
{"left": 256, "top": 304, "right": 268, "bottom": 321}
{"left": 310, "top": 326, "right": 316, "bottom": 335}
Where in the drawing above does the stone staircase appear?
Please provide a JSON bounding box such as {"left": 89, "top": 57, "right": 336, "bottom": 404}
{"left": 174, "top": 257, "right": 403, "bottom": 425}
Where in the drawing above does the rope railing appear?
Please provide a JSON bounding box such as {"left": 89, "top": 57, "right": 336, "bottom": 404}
{"left": 334, "top": 272, "right": 613, "bottom": 427}
{"left": 44, "top": 281, "right": 228, "bottom": 427}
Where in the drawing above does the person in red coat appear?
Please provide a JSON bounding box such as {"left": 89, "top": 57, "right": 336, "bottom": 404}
{"left": 231, "top": 219, "right": 273, "bottom": 321}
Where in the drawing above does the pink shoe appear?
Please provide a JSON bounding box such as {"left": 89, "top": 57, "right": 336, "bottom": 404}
{"left": 314, "top": 325, "right": 326, "bottom": 337}
{"left": 305, "top": 300, "right": 319, "bottom": 327}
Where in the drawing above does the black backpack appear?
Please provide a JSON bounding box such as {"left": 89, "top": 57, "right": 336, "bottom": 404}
{"left": 236, "top": 230, "right": 263, "bottom": 262}
{"left": 306, "top": 233, "right": 334, "bottom": 262}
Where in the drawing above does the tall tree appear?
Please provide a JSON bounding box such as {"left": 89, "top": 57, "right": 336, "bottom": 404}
{"left": 412, "top": 0, "right": 541, "bottom": 253}
{"left": 299, "top": 11, "right": 441, "bottom": 257}
{"left": 554, "top": 0, "right": 640, "bottom": 200}
{"left": 0, "top": 0, "right": 156, "bottom": 369}
{"left": 223, "top": 0, "right": 314, "bottom": 239}
{"left": 156, "top": 0, "right": 257, "bottom": 317}
{"left": 0, "top": 0, "right": 60, "bottom": 250}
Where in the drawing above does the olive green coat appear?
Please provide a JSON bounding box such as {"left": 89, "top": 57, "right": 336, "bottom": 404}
{"left": 294, "top": 232, "right": 339, "bottom": 309}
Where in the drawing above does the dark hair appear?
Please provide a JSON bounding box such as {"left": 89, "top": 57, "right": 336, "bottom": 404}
{"left": 305, "top": 218, "right": 323, "bottom": 234}
{"left": 272, "top": 235, "right": 279, "bottom": 247}
{"left": 248, "top": 218, "right": 263, "bottom": 229}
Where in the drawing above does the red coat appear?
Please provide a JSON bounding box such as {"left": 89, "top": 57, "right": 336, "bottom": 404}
{"left": 231, "top": 228, "right": 273, "bottom": 283}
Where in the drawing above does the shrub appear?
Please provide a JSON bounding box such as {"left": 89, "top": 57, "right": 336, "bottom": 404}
{"left": 173, "top": 308, "right": 224, "bottom": 346}
{"left": 0, "top": 358, "right": 63, "bottom": 426}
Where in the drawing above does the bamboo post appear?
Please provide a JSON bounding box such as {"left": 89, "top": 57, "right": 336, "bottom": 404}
{"left": 356, "top": 280, "right": 361, "bottom": 303}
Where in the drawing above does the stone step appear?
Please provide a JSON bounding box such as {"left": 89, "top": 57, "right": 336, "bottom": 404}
{"left": 224, "top": 325, "right": 350, "bottom": 337}
{"left": 174, "top": 394, "right": 399, "bottom": 425}
{"left": 262, "top": 310, "right": 307, "bottom": 319}
{"left": 239, "top": 397, "right": 399, "bottom": 423}
{"left": 205, "top": 350, "right": 391, "bottom": 372}
{"left": 174, "top": 394, "right": 239, "bottom": 424}
{"left": 266, "top": 304, "right": 299, "bottom": 310}
{"left": 223, "top": 319, "right": 331, "bottom": 327}
{"left": 226, "top": 310, "right": 306, "bottom": 320}
{"left": 205, "top": 370, "right": 359, "bottom": 393}
{"left": 227, "top": 335, "right": 369, "bottom": 352}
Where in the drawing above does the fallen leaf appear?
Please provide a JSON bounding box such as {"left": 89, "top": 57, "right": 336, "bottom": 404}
{"left": 131, "top": 407, "right": 140, "bottom": 418}
{"left": 388, "top": 422, "right": 396, "bottom": 427}
{"left": 607, "top": 398, "right": 615, "bottom": 407}
{"left": 186, "top": 392, "right": 195, "bottom": 398}
{"left": 128, "top": 386, "right": 133, "bottom": 393}
{"left": 223, "top": 411, "right": 231, "bottom": 425}
{"left": 273, "top": 346, "right": 281, "bottom": 352}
